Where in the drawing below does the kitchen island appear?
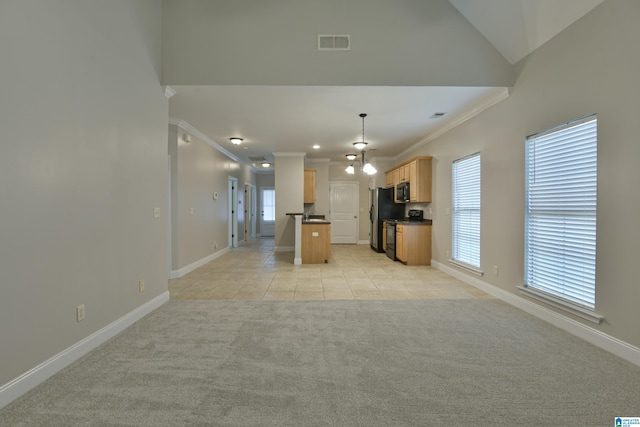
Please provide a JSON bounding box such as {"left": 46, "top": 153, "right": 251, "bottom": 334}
{"left": 286, "top": 213, "right": 331, "bottom": 264}
{"left": 301, "top": 219, "right": 331, "bottom": 264}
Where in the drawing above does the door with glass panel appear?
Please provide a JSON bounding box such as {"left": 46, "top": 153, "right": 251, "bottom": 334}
{"left": 260, "top": 188, "right": 275, "bottom": 237}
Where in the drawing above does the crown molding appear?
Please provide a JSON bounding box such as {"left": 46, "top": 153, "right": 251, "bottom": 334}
{"left": 162, "top": 86, "right": 176, "bottom": 99}
{"left": 168, "top": 117, "right": 247, "bottom": 166}
{"left": 305, "top": 158, "right": 331, "bottom": 163}
{"left": 272, "top": 152, "right": 306, "bottom": 157}
{"left": 397, "top": 87, "right": 511, "bottom": 159}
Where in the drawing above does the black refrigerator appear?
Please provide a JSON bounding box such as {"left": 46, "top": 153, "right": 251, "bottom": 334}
{"left": 369, "top": 187, "right": 405, "bottom": 252}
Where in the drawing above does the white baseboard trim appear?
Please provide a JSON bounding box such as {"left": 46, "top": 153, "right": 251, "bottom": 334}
{"left": 274, "top": 246, "right": 294, "bottom": 252}
{"left": 0, "top": 291, "right": 170, "bottom": 410}
{"left": 432, "top": 260, "right": 640, "bottom": 368}
{"left": 294, "top": 257, "right": 302, "bottom": 265}
{"left": 170, "top": 248, "right": 230, "bottom": 279}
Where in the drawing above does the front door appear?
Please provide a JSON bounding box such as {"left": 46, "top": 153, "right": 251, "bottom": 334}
{"left": 260, "top": 187, "right": 275, "bottom": 237}
{"left": 330, "top": 182, "right": 358, "bottom": 244}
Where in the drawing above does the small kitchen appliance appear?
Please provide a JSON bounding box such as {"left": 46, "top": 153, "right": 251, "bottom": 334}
{"left": 407, "top": 209, "right": 424, "bottom": 221}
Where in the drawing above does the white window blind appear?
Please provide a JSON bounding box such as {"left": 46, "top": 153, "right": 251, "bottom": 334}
{"left": 525, "top": 115, "right": 597, "bottom": 309}
{"left": 262, "top": 189, "right": 275, "bottom": 221}
{"left": 452, "top": 153, "right": 481, "bottom": 268}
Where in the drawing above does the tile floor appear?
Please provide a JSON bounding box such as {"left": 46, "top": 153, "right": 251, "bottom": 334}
{"left": 169, "top": 239, "right": 492, "bottom": 301}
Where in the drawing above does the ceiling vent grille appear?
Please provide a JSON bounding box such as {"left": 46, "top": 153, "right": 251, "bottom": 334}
{"left": 249, "top": 156, "right": 266, "bottom": 162}
{"left": 318, "top": 35, "right": 350, "bottom": 51}
{"left": 430, "top": 112, "right": 447, "bottom": 119}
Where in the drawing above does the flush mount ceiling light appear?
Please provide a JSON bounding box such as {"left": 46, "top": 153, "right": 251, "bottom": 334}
{"left": 229, "top": 137, "right": 243, "bottom": 145}
{"left": 261, "top": 162, "right": 271, "bottom": 168}
{"left": 313, "top": 144, "right": 320, "bottom": 149}
{"left": 345, "top": 113, "right": 377, "bottom": 175}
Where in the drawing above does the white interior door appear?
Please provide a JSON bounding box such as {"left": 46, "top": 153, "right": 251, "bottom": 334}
{"left": 229, "top": 177, "right": 238, "bottom": 247}
{"left": 250, "top": 185, "right": 257, "bottom": 239}
{"left": 330, "top": 182, "right": 358, "bottom": 244}
{"left": 260, "top": 187, "right": 275, "bottom": 237}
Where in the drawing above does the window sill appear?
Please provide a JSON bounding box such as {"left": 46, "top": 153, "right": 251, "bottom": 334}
{"left": 448, "top": 259, "right": 484, "bottom": 276}
{"left": 518, "top": 286, "right": 604, "bottom": 325}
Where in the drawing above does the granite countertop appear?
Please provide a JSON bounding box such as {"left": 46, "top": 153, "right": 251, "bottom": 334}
{"left": 384, "top": 219, "right": 433, "bottom": 225}
{"left": 302, "top": 219, "right": 331, "bottom": 224}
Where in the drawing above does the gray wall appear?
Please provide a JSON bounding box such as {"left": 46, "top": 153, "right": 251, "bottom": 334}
{"left": 161, "top": 0, "right": 513, "bottom": 87}
{"left": 169, "top": 124, "right": 255, "bottom": 272}
{"left": 0, "top": 0, "right": 168, "bottom": 385}
{"left": 400, "top": 0, "right": 640, "bottom": 348}
{"left": 274, "top": 154, "right": 305, "bottom": 250}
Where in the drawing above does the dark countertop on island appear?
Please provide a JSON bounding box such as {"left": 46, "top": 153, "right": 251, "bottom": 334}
{"left": 384, "top": 219, "right": 433, "bottom": 225}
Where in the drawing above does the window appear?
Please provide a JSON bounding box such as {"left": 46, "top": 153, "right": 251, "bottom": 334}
{"left": 452, "top": 153, "right": 481, "bottom": 269}
{"left": 524, "top": 115, "right": 597, "bottom": 309}
{"left": 261, "top": 188, "right": 275, "bottom": 221}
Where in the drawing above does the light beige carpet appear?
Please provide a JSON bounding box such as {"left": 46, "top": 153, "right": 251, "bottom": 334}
{"left": 2, "top": 299, "right": 639, "bottom": 426}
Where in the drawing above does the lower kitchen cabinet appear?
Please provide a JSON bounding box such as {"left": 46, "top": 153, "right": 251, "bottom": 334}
{"left": 395, "top": 223, "right": 431, "bottom": 266}
{"left": 382, "top": 221, "right": 387, "bottom": 251}
{"left": 301, "top": 222, "right": 331, "bottom": 264}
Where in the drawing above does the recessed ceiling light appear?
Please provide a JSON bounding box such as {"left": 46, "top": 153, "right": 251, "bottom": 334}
{"left": 230, "top": 137, "right": 243, "bottom": 145}
{"left": 313, "top": 145, "right": 320, "bottom": 149}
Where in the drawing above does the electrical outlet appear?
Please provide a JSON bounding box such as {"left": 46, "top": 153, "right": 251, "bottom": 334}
{"left": 153, "top": 207, "right": 160, "bottom": 218}
{"left": 493, "top": 265, "right": 499, "bottom": 275}
{"left": 139, "top": 280, "right": 145, "bottom": 293}
{"left": 76, "top": 304, "right": 85, "bottom": 322}
{"left": 446, "top": 250, "right": 450, "bottom": 258}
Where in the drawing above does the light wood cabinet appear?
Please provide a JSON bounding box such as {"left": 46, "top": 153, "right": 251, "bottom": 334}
{"left": 384, "top": 156, "right": 432, "bottom": 203}
{"left": 384, "top": 170, "right": 395, "bottom": 188}
{"left": 396, "top": 224, "right": 405, "bottom": 262}
{"left": 304, "top": 168, "right": 316, "bottom": 204}
{"left": 301, "top": 223, "right": 330, "bottom": 264}
{"left": 382, "top": 221, "right": 387, "bottom": 251}
{"left": 396, "top": 223, "right": 431, "bottom": 266}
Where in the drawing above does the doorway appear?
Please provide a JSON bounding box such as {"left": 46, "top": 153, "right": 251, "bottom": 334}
{"left": 330, "top": 181, "right": 359, "bottom": 244}
{"left": 260, "top": 187, "right": 275, "bottom": 237}
{"left": 228, "top": 177, "right": 238, "bottom": 248}
{"left": 244, "top": 184, "right": 257, "bottom": 241}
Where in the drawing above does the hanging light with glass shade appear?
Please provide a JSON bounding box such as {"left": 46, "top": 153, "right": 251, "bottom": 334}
{"left": 345, "top": 113, "right": 377, "bottom": 175}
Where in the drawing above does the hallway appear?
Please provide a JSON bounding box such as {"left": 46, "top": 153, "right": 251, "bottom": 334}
{"left": 169, "top": 240, "right": 491, "bottom": 301}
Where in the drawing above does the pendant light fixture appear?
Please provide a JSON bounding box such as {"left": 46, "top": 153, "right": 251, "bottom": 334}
{"left": 345, "top": 153, "right": 357, "bottom": 174}
{"left": 345, "top": 113, "right": 377, "bottom": 175}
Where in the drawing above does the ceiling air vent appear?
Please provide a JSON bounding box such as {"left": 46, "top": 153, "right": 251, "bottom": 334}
{"left": 318, "top": 35, "right": 350, "bottom": 51}
{"left": 248, "top": 156, "right": 266, "bottom": 162}
{"left": 430, "top": 112, "right": 447, "bottom": 119}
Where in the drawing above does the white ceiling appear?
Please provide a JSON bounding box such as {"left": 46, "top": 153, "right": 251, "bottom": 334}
{"left": 168, "top": 0, "right": 604, "bottom": 170}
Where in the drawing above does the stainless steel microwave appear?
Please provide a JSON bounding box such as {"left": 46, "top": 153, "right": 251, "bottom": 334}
{"left": 396, "top": 182, "right": 410, "bottom": 202}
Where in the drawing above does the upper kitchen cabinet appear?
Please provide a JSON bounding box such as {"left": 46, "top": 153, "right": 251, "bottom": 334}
{"left": 304, "top": 168, "right": 316, "bottom": 204}
{"left": 385, "top": 168, "right": 398, "bottom": 188}
{"left": 385, "top": 156, "right": 432, "bottom": 203}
